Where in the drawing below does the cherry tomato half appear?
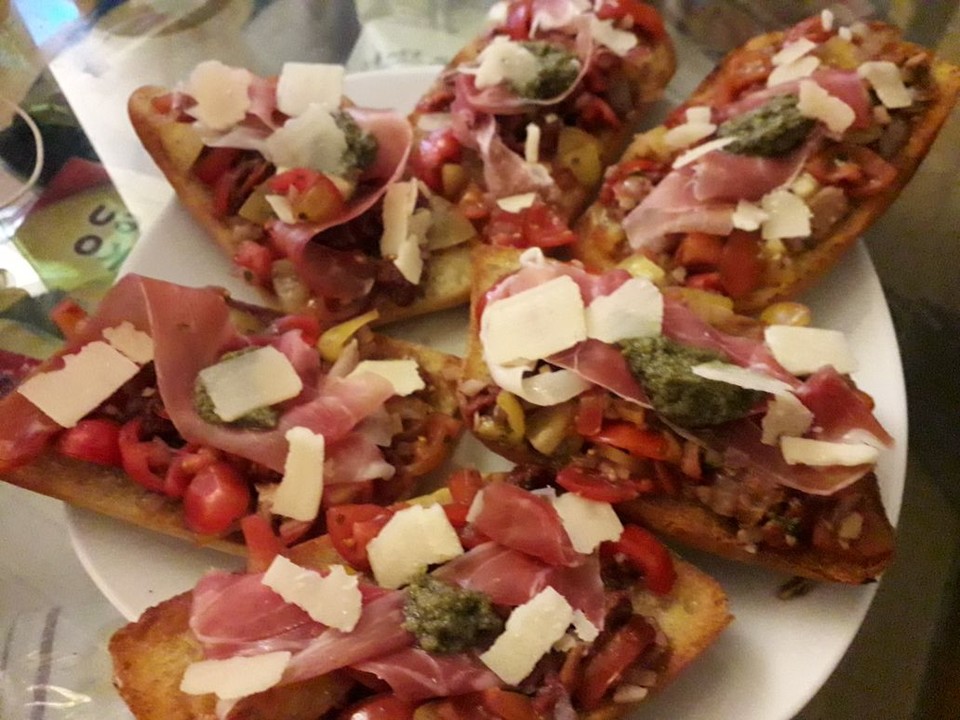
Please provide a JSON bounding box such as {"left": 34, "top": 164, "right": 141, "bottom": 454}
{"left": 326, "top": 504, "right": 395, "bottom": 570}
{"left": 588, "top": 422, "right": 670, "bottom": 461}
{"left": 56, "top": 418, "right": 122, "bottom": 467}
{"left": 337, "top": 694, "right": 416, "bottom": 720}
{"left": 576, "top": 615, "right": 656, "bottom": 710}
{"left": 602, "top": 524, "right": 677, "bottom": 595}
{"left": 182, "top": 461, "right": 251, "bottom": 535}
{"left": 556, "top": 465, "right": 650, "bottom": 504}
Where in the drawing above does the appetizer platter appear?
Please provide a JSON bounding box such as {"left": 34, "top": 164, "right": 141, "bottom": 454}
{"left": 2, "top": 2, "right": 953, "bottom": 718}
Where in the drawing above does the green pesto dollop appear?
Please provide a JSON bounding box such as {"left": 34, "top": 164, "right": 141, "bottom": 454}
{"left": 621, "top": 336, "right": 764, "bottom": 428}
{"left": 402, "top": 574, "right": 504, "bottom": 654}
{"left": 193, "top": 349, "right": 279, "bottom": 430}
{"left": 716, "top": 94, "right": 815, "bottom": 157}
{"left": 334, "top": 110, "right": 378, "bottom": 173}
{"left": 515, "top": 41, "right": 581, "bottom": 100}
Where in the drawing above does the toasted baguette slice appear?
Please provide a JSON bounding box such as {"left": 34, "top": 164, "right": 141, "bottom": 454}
{"left": 129, "top": 85, "right": 473, "bottom": 327}
{"left": 2, "top": 332, "right": 462, "bottom": 555}
{"left": 572, "top": 18, "right": 960, "bottom": 313}
{"left": 109, "top": 532, "right": 730, "bottom": 720}
{"left": 461, "top": 245, "right": 894, "bottom": 584}
{"left": 406, "top": 0, "right": 676, "bottom": 243}
{"left": 0, "top": 273, "right": 464, "bottom": 555}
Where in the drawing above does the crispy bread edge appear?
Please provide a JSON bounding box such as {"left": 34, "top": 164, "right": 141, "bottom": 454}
{"left": 462, "top": 245, "right": 894, "bottom": 583}
{"left": 127, "top": 86, "right": 471, "bottom": 326}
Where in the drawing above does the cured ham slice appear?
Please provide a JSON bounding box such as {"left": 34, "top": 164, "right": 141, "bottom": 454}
{"left": 190, "top": 571, "right": 324, "bottom": 660}
{"left": 434, "top": 542, "right": 606, "bottom": 628}
{"left": 470, "top": 482, "right": 580, "bottom": 566}
{"left": 475, "top": 117, "right": 556, "bottom": 198}
{"left": 353, "top": 648, "right": 501, "bottom": 701}
{"left": 690, "top": 143, "right": 810, "bottom": 203}
{"left": 794, "top": 366, "right": 894, "bottom": 447}
{"left": 548, "top": 340, "right": 649, "bottom": 405}
{"left": 283, "top": 591, "right": 412, "bottom": 684}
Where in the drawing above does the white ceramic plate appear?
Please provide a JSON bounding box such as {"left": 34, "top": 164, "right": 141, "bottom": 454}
{"left": 66, "top": 67, "right": 907, "bottom": 720}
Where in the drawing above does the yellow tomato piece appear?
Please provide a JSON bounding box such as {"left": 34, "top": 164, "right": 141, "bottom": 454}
{"left": 441, "top": 163, "right": 468, "bottom": 200}
{"left": 557, "top": 126, "right": 602, "bottom": 188}
{"left": 760, "top": 301, "right": 812, "bottom": 327}
{"left": 616, "top": 254, "right": 667, "bottom": 285}
{"left": 495, "top": 390, "right": 526, "bottom": 445}
{"left": 317, "top": 309, "right": 380, "bottom": 362}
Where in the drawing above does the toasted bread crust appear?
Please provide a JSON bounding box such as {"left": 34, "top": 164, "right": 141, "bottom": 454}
{"left": 572, "top": 26, "right": 960, "bottom": 313}
{"left": 108, "top": 543, "right": 730, "bottom": 720}
{"left": 462, "top": 245, "right": 894, "bottom": 583}
{"left": 1, "top": 335, "right": 463, "bottom": 554}
{"left": 128, "top": 86, "right": 471, "bottom": 326}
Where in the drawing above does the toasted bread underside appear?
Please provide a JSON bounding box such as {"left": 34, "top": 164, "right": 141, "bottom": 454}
{"left": 1, "top": 335, "right": 462, "bottom": 555}
{"left": 108, "top": 541, "right": 730, "bottom": 720}
{"left": 462, "top": 245, "right": 893, "bottom": 583}
{"left": 572, "top": 32, "right": 960, "bottom": 313}
{"left": 128, "top": 86, "right": 472, "bottom": 327}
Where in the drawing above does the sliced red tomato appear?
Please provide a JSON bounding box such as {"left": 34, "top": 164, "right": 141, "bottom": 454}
{"left": 479, "top": 688, "right": 539, "bottom": 720}
{"left": 684, "top": 271, "right": 724, "bottom": 293}
{"left": 784, "top": 15, "right": 835, "bottom": 44}
{"left": 402, "top": 413, "right": 463, "bottom": 479}
{"left": 410, "top": 127, "right": 462, "bottom": 193}
{"left": 574, "top": 390, "right": 606, "bottom": 437}
{"left": 193, "top": 147, "right": 243, "bottom": 186}
{"left": 337, "top": 694, "right": 417, "bottom": 720}
{"left": 556, "top": 465, "right": 648, "bottom": 504}
{"left": 503, "top": 0, "right": 535, "bottom": 40}
{"left": 272, "top": 313, "right": 322, "bottom": 347}
{"left": 268, "top": 167, "right": 324, "bottom": 195}
{"left": 241, "top": 514, "right": 285, "bottom": 573}
{"left": 163, "top": 445, "right": 218, "bottom": 498}
{"left": 447, "top": 467, "right": 484, "bottom": 506}
{"left": 575, "top": 93, "right": 621, "bottom": 130}
{"left": 487, "top": 202, "right": 576, "bottom": 248}
{"left": 806, "top": 144, "right": 897, "bottom": 198}
{"left": 596, "top": 0, "right": 667, "bottom": 41}
{"left": 603, "top": 524, "right": 677, "bottom": 595}
{"left": 182, "top": 461, "right": 251, "bottom": 535}
{"left": 233, "top": 239, "right": 275, "bottom": 287}
{"left": 575, "top": 615, "right": 657, "bottom": 710}
{"left": 718, "top": 229, "right": 764, "bottom": 299}
{"left": 675, "top": 232, "right": 724, "bottom": 270}
{"left": 118, "top": 418, "right": 174, "bottom": 494}
{"left": 713, "top": 48, "right": 773, "bottom": 105}
{"left": 49, "top": 298, "right": 89, "bottom": 341}
{"left": 56, "top": 418, "right": 122, "bottom": 467}
{"left": 326, "top": 504, "right": 395, "bottom": 570}
{"left": 588, "top": 422, "right": 669, "bottom": 461}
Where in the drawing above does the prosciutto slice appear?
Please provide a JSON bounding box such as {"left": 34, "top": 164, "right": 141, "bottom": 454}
{"left": 690, "top": 142, "right": 812, "bottom": 203}
{"left": 794, "top": 366, "right": 894, "bottom": 447}
{"left": 474, "top": 116, "right": 556, "bottom": 198}
{"left": 470, "top": 482, "right": 580, "bottom": 566}
{"left": 353, "top": 648, "right": 501, "bottom": 701}
{"left": 623, "top": 167, "right": 736, "bottom": 252}
{"left": 434, "top": 542, "right": 606, "bottom": 628}
{"left": 283, "top": 591, "right": 413, "bottom": 683}
{"left": 141, "top": 279, "right": 396, "bottom": 473}
{"left": 685, "top": 419, "right": 872, "bottom": 496}
{"left": 548, "top": 340, "right": 649, "bottom": 405}
{"left": 190, "top": 571, "right": 324, "bottom": 659}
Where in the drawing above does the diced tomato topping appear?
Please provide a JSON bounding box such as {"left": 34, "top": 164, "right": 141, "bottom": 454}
{"left": 337, "top": 694, "right": 417, "bottom": 720}
{"left": 713, "top": 48, "right": 773, "bottom": 105}
{"left": 268, "top": 168, "right": 324, "bottom": 195}
{"left": 784, "top": 15, "right": 835, "bottom": 44}
{"left": 402, "top": 413, "right": 464, "bottom": 479}
{"left": 575, "top": 615, "right": 657, "bottom": 710}
{"left": 150, "top": 93, "right": 174, "bottom": 114}
{"left": 326, "top": 504, "right": 396, "bottom": 571}
{"left": 443, "top": 503, "right": 471, "bottom": 529}
{"left": 596, "top": 0, "right": 667, "bottom": 41}
{"left": 458, "top": 183, "right": 490, "bottom": 221}
{"left": 684, "top": 271, "right": 724, "bottom": 293}
{"left": 588, "top": 422, "right": 670, "bottom": 460}
{"left": 556, "top": 465, "right": 652, "bottom": 503}
{"left": 575, "top": 390, "right": 606, "bottom": 437}
{"left": 447, "top": 467, "right": 485, "bottom": 506}
{"left": 487, "top": 202, "right": 576, "bottom": 248}
{"left": 502, "top": 0, "right": 534, "bottom": 40}
{"left": 410, "top": 127, "right": 462, "bottom": 193}
{"left": 234, "top": 240, "right": 276, "bottom": 287}
{"left": 182, "top": 461, "right": 251, "bottom": 535}
{"left": 575, "top": 93, "right": 621, "bottom": 130}
{"left": 479, "top": 688, "right": 539, "bottom": 720}
{"left": 272, "top": 314, "right": 322, "bottom": 347}
{"left": 675, "top": 232, "right": 724, "bottom": 270}
{"left": 806, "top": 144, "right": 897, "bottom": 198}
{"left": 718, "top": 229, "right": 764, "bottom": 299}
{"left": 602, "top": 524, "right": 677, "bottom": 595}
{"left": 241, "top": 514, "right": 285, "bottom": 573}
{"left": 49, "top": 298, "right": 89, "bottom": 340}
{"left": 163, "top": 445, "right": 218, "bottom": 498}
{"left": 118, "top": 418, "right": 174, "bottom": 494}
{"left": 56, "top": 418, "right": 122, "bottom": 467}
{"left": 193, "top": 147, "right": 243, "bottom": 186}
